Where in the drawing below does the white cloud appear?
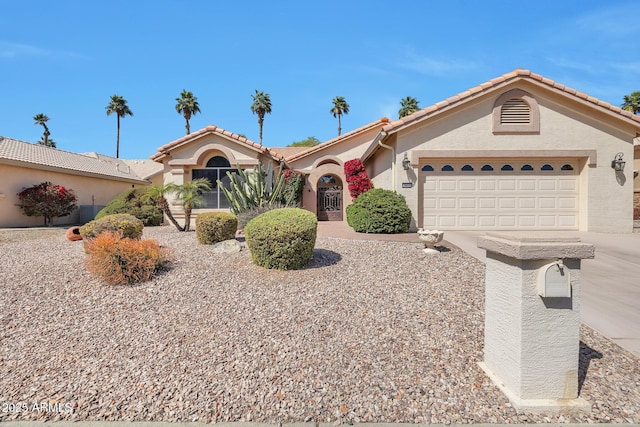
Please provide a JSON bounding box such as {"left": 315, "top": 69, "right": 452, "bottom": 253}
{"left": 396, "top": 48, "right": 480, "bottom": 76}
{"left": 0, "top": 41, "right": 84, "bottom": 60}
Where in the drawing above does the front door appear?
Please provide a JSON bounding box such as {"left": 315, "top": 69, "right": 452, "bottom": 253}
{"left": 317, "top": 176, "right": 343, "bottom": 221}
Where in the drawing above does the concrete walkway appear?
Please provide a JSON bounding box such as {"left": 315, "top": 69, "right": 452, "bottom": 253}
{"left": 444, "top": 230, "right": 640, "bottom": 358}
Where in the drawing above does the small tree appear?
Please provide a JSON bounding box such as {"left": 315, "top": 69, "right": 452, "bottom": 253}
{"left": 168, "top": 178, "right": 212, "bottom": 232}
{"left": 16, "top": 181, "right": 77, "bottom": 226}
{"left": 344, "top": 159, "right": 373, "bottom": 199}
{"left": 288, "top": 136, "right": 321, "bottom": 147}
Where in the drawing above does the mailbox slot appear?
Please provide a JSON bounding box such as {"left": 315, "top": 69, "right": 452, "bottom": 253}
{"left": 537, "top": 260, "right": 571, "bottom": 298}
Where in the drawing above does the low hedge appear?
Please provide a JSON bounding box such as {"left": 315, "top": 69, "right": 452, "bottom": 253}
{"left": 96, "top": 188, "right": 163, "bottom": 226}
{"left": 244, "top": 208, "right": 317, "bottom": 270}
{"left": 196, "top": 212, "right": 238, "bottom": 244}
{"left": 80, "top": 213, "right": 144, "bottom": 240}
{"left": 346, "top": 188, "right": 412, "bottom": 233}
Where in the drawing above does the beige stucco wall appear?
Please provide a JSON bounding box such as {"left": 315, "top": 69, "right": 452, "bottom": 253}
{"left": 382, "top": 81, "right": 636, "bottom": 233}
{"left": 155, "top": 133, "right": 279, "bottom": 228}
{"left": 0, "top": 164, "right": 146, "bottom": 228}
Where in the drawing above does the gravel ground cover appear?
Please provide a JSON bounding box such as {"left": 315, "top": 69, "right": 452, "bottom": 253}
{"left": 1, "top": 226, "right": 639, "bottom": 423}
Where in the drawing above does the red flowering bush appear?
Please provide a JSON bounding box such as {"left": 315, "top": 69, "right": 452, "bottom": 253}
{"left": 16, "top": 181, "right": 78, "bottom": 226}
{"left": 344, "top": 159, "right": 373, "bottom": 199}
{"left": 281, "top": 169, "right": 305, "bottom": 206}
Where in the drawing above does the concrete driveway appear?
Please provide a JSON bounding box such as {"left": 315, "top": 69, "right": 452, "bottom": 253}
{"left": 444, "top": 230, "right": 640, "bottom": 357}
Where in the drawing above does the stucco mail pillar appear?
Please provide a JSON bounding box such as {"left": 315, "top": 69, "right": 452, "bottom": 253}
{"left": 477, "top": 233, "right": 595, "bottom": 413}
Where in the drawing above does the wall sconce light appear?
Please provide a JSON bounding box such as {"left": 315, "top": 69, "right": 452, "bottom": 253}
{"left": 402, "top": 153, "right": 411, "bottom": 170}
{"left": 611, "top": 152, "right": 626, "bottom": 171}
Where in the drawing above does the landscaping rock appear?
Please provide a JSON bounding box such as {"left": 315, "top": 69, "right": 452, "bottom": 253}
{"left": 65, "top": 226, "right": 82, "bottom": 241}
{"left": 210, "top": 238, "right": 243, "bottom": 253}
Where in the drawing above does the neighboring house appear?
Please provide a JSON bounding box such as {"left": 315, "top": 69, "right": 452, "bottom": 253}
{"left": 152, "top": 69, "right": 640, "bottom": 233}
{"left": 0, "top": 137, "right": 162, "bottom": 227}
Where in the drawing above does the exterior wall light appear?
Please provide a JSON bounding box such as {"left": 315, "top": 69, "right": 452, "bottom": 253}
{"left": 611, "top": 152, "right": 626, "bottom": 171}
{"left": 402, "top": 153, "right": 411, "bottom": 170}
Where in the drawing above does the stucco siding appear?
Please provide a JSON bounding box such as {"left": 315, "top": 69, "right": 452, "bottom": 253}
{"left": 0, "top": 164, "right": 144, "bottom": 227}
{"left": 388, "top": 83, "right": 636, "bottom": 232}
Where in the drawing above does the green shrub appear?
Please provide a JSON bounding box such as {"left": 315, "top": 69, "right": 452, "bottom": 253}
{"left": 244, "top": 208, "right": 317, "bottom": 270}
{"left": 196, "top": 212, "right": 238, "bottom": 244}
{"left": 236, "top": 202, "right": 285, "bottom": 230}
{"left": 80, "top": 213, "right": 144, "bottom": 240}
{"left": 85, "top": 231, "right": 172, "bottom": 285}
{"left": 346, "top": 188, "right": 412, "bottom": 233}
{"left": 96, "top": 188, "right": 163, "bottom": 226}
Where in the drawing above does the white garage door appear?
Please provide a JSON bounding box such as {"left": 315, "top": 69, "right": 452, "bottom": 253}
{"left": 422, "top": 160, "right": 579, "bottom": 230}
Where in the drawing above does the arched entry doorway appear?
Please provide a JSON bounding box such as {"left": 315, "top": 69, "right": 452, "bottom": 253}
{"left": 317, "top": 175, "right": 343, "bottom": 221}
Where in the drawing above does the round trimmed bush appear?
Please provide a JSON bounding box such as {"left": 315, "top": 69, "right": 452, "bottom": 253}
{"left": 244, "top": 208, "right": 317, "bottom": 270}
{"left": 346, "top": 188, "right": 412, "bottom": 233}
{"left": 196, "top": 212, "right": 238, "bottom": 244}
{"left": 79, "top": 213, "right": 144, "bottom": 240}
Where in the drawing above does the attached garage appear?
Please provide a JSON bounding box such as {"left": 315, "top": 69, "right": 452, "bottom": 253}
{"left": 421, "top": 159, "right": 580, "bottom": 230}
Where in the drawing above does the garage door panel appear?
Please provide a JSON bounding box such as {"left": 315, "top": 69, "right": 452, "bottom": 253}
{"left": 422, "top": 160, "right": 579, "bottom": 230}
{"left": 519, "top": 198, "right": 536, "bottom": 209}
{"left": 459, "top": 180, "right": 477, "bottom": 191}
{"left": 498, "top": 198, "right": 516, "bottom": 209}
{"left": 459, "top": 198, "right": 476, "bottom": 209}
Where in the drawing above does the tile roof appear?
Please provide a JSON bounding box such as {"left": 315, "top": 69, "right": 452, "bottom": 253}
{"left": 122, "top": 159, "right": 164, "bottom": 180}
{"left": 151, "top": 125, "right": 278, "bottom": 161}
{"left": 383, "top": 68, "right": 640, "bottom": 133}
{"left": 267, "top": 146, "right": 313, "bottom": 159}
{"left": 0, "top": 137, "right": 150, "bottom": 183}
{"left": 284, "top": 117, "right": 390, "bottom": 162}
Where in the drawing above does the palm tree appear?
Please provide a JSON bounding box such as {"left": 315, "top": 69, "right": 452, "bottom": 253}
{"left": 398, "top": 96, "right": 420, "bottom": 118}
{"left": 621, "top": 91, "right": 640, "bottom": 115}
{"left": 330, "top": 96, "right": 349, "bottom": 136}
{"left": 142, "top": 184, "right": 185, "bottom": 232}
{"left": 175, "top": 90, "right": 201, "bottom": 135}
{"left": 33, "top": 113, "right": 54, "bottom": 147}
{"left": 250, "top": 90, "right": 272, "bottom": 146}
{"left": 105, "top": 94, "right": 133, "bottom": 158}
{"left": 169, "top": 178, "right": 212, "bottom": 232}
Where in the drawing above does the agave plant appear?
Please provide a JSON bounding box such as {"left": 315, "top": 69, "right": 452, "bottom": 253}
{"left": 218, "top": 162, "right": 287, "bottom": 215}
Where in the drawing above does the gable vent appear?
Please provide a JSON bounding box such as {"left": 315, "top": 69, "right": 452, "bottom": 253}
{"left": 500, "top": 98, "right": 531, "bottom": 124}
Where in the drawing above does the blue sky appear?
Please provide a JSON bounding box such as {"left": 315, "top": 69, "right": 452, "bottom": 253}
{"left": 2, "top": 1, "right": 639, "bottom": 159}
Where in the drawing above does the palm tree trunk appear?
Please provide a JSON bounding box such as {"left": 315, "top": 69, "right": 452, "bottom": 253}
{"left": 116, "top": 115, "right": 121, "bottom": 158}
{"left": 258, "top": 115, "right": 264, "bottom": 146}
{"left": 186, "top": 119, "right": 190, "bottom": 135}
{"left": 161, "top": 198, "right": 184, "bottom": 231}
{"left": 184, "top": 207, "right": 192, "bottom": 232}
{"left": 338, "top": 114, "right": 342, "bottom": 136}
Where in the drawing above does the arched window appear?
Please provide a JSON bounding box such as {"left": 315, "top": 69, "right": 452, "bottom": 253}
{"left": 441, "top": 165, "right": 454, "bottom": 172}
{"left": 501, "top": 164, "right": 514, "bottom": 171}
{"left": 541, "top": 164, "right": 554, "bottom": 171}
{"left": 206, "top": 156, "right": 231, "bottom": 168}
{"left": 192, "top": 155, "right": 236, "bottom": 209}
{"left": 492, "top": 89, "right": 540, "bottom": 134}
{"left": 561, "top": 164, "right": 574, "bottom": 171}
{"left": 481, "top": 164, "right": 494, "bottom": 172}
{"left": 461, "top": 164, "right": 474, "bottom": 172}
{"left": 422, "top": 165, "right": 434, "bottom": 172}
{"left": 521, "top": 164, "right": 534, "bottom": 171}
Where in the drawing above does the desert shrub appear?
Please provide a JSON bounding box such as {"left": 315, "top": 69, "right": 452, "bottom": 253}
{"left": 85, "top": 231, "right": 171, "bottom": 285}
{"left": 344, "top": 159, "right": 373, "bottom": 199}
{"left": 280, "top": 169, "right": 305, "bottom": 206}
{"left": 196, "top": 212, "right": 238, "bottom": 244}
{"left": 236, "top": 202, "right": 285, "bottom": 230}
{"left": 80, "top": 213, "right": 144, "bottom": 240}
{"left": 346, "top": 188, "right": 411, "bottom": 233}
{"left": 244, "top": 208, "right": 317, "bottom": 270}
{"left": 16, "top": 181, "right": 77, "bottom": 226}
{"left": 96, "top": 188, "right": 163, "bottom": 226}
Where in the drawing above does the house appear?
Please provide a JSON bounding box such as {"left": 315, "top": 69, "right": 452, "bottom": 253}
{"left": 152, "top": 70, "right": 640, "bottom": 233}
{"left": 0, "top": 137, "right": 162, "bottom": 227}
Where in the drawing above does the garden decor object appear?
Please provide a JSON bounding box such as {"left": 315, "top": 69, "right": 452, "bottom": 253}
{"left": 418, "top": 229, "right": 444, "bottom": 254}
{"left": 66, "top": 226, "right": 82, "bottom": 241}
